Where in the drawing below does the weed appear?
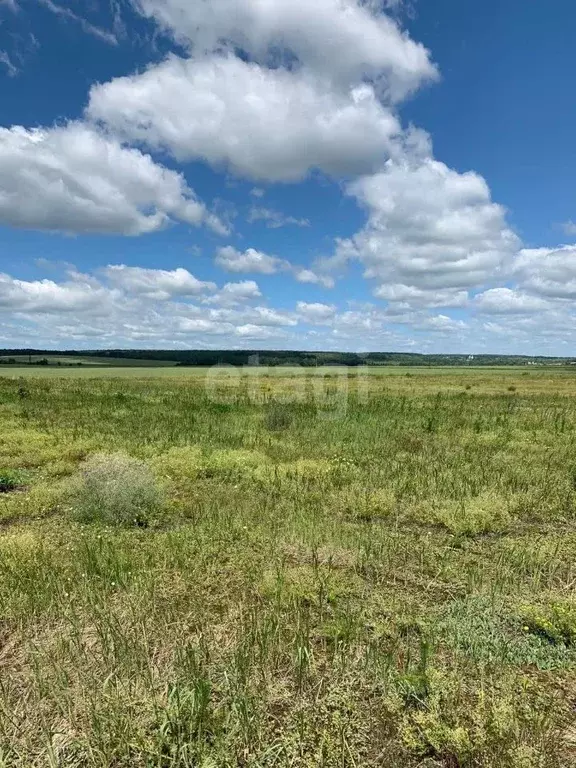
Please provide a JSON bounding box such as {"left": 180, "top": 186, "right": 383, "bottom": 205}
{"left": 264, "top": 403, "right": 294, "bottom": 431}
{"left": 72, "top": 452, "right": 164, "bottom": 526}
{"left": 0, "top": 468, "right": 28, "bottom": 493}
{"left": 520, "top": 601, "right": 576, "bottom": 646}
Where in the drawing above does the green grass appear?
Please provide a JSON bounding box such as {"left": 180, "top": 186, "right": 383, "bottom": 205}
{"left": 0, "top": 370, "right": 575, "bottom": 766}
{"left": 5, "top": 362, "right": 576, "bottom": 380}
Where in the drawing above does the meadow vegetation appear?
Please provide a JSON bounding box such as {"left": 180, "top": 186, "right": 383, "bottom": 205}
{"left": 0, "top": 368, "right": 575, "bottom": 766}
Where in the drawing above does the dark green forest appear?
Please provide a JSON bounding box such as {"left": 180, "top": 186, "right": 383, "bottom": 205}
{"left": 1, "top": 349, "right": 575, "bottom": 367}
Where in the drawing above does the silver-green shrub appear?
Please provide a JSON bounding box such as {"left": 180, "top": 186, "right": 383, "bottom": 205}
{"left": 74, "top": 452, "right": 163, "bottom": 526}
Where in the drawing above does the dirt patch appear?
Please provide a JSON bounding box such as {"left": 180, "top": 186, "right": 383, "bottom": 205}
{"left": 0, "top": 485, "right": 18, "bottom": 494}
{"left": 0, "top": 482, "right": 26, "bottom": 494}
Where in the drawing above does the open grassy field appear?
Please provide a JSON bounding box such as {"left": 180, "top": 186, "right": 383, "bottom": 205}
{"left": 4, "top": 363, "right": 576, "bottom": 380}
{"left": 1, "top": 368, "right": 576, "bottom": 766}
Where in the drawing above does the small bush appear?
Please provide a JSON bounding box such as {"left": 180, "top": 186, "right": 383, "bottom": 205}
{"left": 0, "top": 468, "right": 28, "bottom": 493}
{"left": 334, "top": 484, "right": 396, "bottom": 522}
{"left": 73, "top": 452, "right": 163, "bottom": 526}
{"left": 264, "top": 404, "right": 293, "bottom": 431}
{"left": 416, "top": 491, "right": 511, "bottom": 536}
{"left": 17, "top": 379, "right": 29, "bottom": 399}
{"left": 520, "top": 602, "right": 576, "bottom": 646}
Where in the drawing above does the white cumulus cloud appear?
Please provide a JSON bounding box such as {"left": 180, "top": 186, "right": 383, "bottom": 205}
{"left": 297, "top": 302, "right": 337, "bottom": 323}
{"left": 0, "top": 123, "right": 226, "bottom": 236}
{"left": 0, "top": 273, "right": 110, "bottom": 313}
{"left": 206, "top": 280, "right": 262, "bottom": 306}
{"left": 103, "top": 266, "right": 216, "bottom": 299}
{"left": 294, "top": 269, "right": 335, "bottom": 289}
{"left": 87, "top": 54, "right": 401, "bottom": 182}
{"left": 474, "top": 287, "right": 552, "bottom": 314}
{"left": 215, "top": 246, "right": 288, "bottom": 275}
{"left": 336, "top": 151, "right": 519, "bottom": 303}
{"left": 513, "top": 245, "right": 576, "bottom": 300}
{"left": 129, "top": 0, "right": 437, "bottom": 101}
{"left": 374, "top": 283, "right": 469, "bottom": 308}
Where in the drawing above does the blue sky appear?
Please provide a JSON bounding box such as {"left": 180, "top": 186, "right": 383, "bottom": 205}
{"left": 1, "top": 0, "right": 575, "bottom": 353}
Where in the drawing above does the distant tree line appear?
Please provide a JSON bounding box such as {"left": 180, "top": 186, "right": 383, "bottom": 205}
{"left": 1, "top": 349, "right": 576, "bottom": 367}
{"left": 0, "top": 356, "right": 84, "bottom": 367}
{"left": 0, "top": 357, "right": 50, "bottom": 366}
